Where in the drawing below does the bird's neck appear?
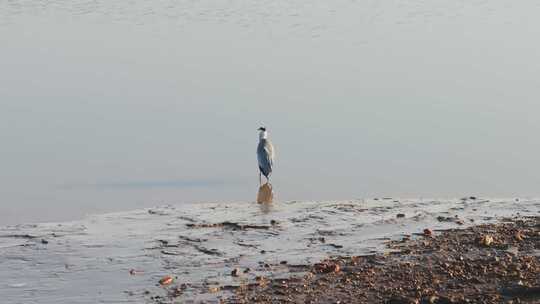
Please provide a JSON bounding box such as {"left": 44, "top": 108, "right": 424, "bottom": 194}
{"left": 259, "top": 131, "right": 268, "bottom": 140}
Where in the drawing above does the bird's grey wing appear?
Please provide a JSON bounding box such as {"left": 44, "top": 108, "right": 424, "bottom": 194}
{"left": 257, "top": 140, "right": 273, "bottom": 176}
{"left": 265, "top": 140, "right": 274, "bottom": 166}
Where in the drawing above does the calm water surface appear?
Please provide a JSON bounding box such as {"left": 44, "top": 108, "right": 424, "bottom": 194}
{"left": 1, "top": 0, "right": 540, "bottom": 225}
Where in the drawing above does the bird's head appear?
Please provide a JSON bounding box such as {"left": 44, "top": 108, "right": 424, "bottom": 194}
{"left": 258, "top": 127, "right": 267, "bottom": 139}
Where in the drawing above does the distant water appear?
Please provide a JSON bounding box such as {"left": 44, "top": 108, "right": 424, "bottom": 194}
{"left": 1, "top": 1, "right": 540, "bottom": 225}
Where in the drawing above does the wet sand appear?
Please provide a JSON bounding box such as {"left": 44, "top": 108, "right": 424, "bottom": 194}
{"left": 0, "top": 198, "right": 538, "bottom": 303}
{"left": 229, "top": 216, "right": 540, "bottom": 304}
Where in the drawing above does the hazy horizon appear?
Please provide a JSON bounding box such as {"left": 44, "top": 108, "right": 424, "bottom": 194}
{"left": 1, "top": 0, "right": 540, "bottom": 225}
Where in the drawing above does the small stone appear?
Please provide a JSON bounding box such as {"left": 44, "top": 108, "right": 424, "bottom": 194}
{"left": 255, "top": 276, "right": 268, "bottom": 286}
{"left": 423, "top": 229, "right": 433, "bottom": 236}
{"left": 129, "top": 269, "right": 144, "bottom": 275}
{"left": 314, "top": 262, "right": 340, "bottom": 273}
{"left": 396, "top": 213, "right": 406, "bottom": 218}
{"left": 208, "top": 286, "right": 220, "bottom": 293}
{"left": 479, "top": 235, "right": 494, "bottom": 246}
{"left": 159, "top": 275, "right": 174, "bottom": 286}
{"left": 231, "top": 268, "right": 241, "bottom": 277}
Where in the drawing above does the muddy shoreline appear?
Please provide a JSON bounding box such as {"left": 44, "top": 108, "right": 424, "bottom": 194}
{"left": 2, "top": 199, "right": 538, "bottom": 303}
{"left": 223, "top": 216, "right": 540, "bottom": 304}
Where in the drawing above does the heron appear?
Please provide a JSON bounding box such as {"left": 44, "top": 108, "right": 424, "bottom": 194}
{"left": 257, "top": 127, "right": 274, "bottom": 185}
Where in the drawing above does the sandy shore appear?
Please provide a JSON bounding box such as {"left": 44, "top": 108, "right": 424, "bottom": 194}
{"left": 227, "top": 216, "right": 540, "bottom": 304}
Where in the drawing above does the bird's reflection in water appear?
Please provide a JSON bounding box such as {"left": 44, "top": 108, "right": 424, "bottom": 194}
{"left": 257, "top": 183, "right": 274, "bottom": 213}
{"left": 257, "top": 183, "right": 273, "bottom": 213}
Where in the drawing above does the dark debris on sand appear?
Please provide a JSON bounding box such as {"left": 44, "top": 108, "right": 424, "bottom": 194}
{"left": 228, "top": 217, "right": 540, "bottom": 304}
{"left": 186, "top": 221, "right": 272, "bottom": 230}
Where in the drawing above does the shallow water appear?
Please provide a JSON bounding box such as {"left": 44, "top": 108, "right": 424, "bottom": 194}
{"left": 2, "top": 1, "right": 540, "bottom": 224}
{"left": 0, "top": 198, "right": 538, "bottom": 303}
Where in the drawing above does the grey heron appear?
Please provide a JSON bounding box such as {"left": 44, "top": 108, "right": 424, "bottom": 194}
{"left": 257, "top": 127, "right": 274, "bottom": 185}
